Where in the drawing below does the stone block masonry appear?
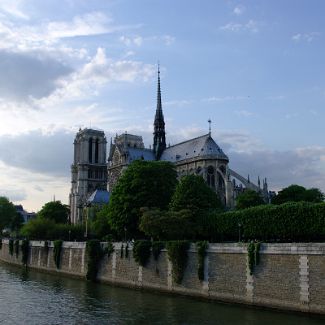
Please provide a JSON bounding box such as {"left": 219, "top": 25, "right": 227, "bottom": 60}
{"left": 0, "top": 240, "right": 324, "bottom": 315}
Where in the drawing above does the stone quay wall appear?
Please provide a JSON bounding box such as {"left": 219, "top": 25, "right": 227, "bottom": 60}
{"left": 0, "top": 240, "right": 324, "bottom": 315}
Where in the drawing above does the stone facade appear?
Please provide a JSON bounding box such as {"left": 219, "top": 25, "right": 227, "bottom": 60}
{"left": 1, "top": 240, "right": 324, "bottom": 315}
{"left": 69, "top": 128, "right": 107, "bottom": 224}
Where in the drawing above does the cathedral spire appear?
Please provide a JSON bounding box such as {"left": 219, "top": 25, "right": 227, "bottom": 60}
{"left": 153, "top": 64, "right": 166, "bottom": 160}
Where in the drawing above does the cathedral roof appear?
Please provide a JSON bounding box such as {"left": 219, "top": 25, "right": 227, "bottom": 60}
{"left": 127, "top": 148, "right": 155, "bottom": 162}
{"left": 160, "top": 133, "right": 228, "bottom": 163}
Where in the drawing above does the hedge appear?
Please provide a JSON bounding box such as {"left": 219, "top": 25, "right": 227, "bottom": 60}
{"left": 213, "top": 202, "right": 325, "bottom": 242}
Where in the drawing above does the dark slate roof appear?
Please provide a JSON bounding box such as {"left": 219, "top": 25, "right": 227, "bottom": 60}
{"left": 126, "top": 148, "right": 155, "bottom": 162}
{"left": 87, "top": 190, "right": 110, "bottom": 205}
{"left": 160, "top": 134, "right": 228, "bottom": 163}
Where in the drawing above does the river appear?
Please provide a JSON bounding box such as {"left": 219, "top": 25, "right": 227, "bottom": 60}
{"left": 0, "top": 263, "right": 324, "bottom": 325}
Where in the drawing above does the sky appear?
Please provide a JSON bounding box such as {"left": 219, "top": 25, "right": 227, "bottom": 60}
{"left": 0, "top": 0, "right": 325, "bottom": 212}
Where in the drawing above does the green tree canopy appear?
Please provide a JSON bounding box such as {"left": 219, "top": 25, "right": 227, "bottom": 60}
{"left": 235, "top": 189, "right": 265, "bottom": 210}
{"left": 139, "top": 208, "right": 195, "bottom": 240}
{"left": 37, "top": 201, "right": 69, "bottom": 224}
{"left": 170, "top": 175, "right": 223, "bottom": 214}
{"left": 0, "top": 196, "right": 17, "bottom": 232}
{"left": 90, "top": 204, "right": 113, "bottom": 239}
{"left": 107, "top": 160, "right": 178, "bottom": 239}
{"left": 272, "top": 185, "right": 324, "bottom": 205}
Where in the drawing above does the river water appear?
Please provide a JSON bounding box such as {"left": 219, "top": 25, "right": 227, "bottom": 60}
{"left": 0, "top": 263, "right": 324, "bottom": 325}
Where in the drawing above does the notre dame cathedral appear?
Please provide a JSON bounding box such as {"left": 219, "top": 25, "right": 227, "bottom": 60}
{"left": 69, "top": 69, "right": 269, "bottom": 224}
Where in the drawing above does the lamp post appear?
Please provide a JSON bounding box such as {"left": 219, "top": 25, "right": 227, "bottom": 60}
{"left": 124, "top": 227, "right": 127, "bottom": 243}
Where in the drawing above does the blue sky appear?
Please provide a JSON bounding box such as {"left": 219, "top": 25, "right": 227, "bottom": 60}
{"left": 0, "top": 0, "right": 324, "bottom": 211}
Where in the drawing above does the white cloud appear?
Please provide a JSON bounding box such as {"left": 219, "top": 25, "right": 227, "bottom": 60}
{"left": 162, "top": 35, "right": 175, "bottom": 45}
{"left": 233, "top": 5, "right": 245, "bottom": 16}
{"left": 34, "top": 48, "right": 155, "bottom": 106}
{"left": 220, "top": 20, "right": 259, "bottom": 33}
{"left": 203, "top": 95, "right": 248, "bottom": 102}
{"left": 235, "top": 110, "right": 253, "bottom": 117}
{"left": 164, "top": 99, "right": 192, "bottom": 107}
{"left": 230, "top": 146, "right": 325, "bottom": 192}
{"left": 119, "top": 35, "right": 143, "bottom": 47}
{"left": 292, "top": 32, "right": 319, "bottom": 43}
{"left": 0, "top": 0, "right": 29, "bottom": 20}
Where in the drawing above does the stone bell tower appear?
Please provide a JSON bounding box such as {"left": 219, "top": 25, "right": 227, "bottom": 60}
{"left": 69, "top": 128, "right": 107, "bottom": 224}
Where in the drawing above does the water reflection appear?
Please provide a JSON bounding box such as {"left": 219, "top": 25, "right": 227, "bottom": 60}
{"left": 0, "top": 263, "right": 324, "bottom": 325}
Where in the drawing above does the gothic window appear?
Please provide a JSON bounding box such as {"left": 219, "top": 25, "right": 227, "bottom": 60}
{"left": 95, "top": 138, "right": 99, "bottom": 163}
{"left": 88, "top": 138, "right": 93, "bottom": 163}
{"left": 207, "top": 165, "right": 215, "bottom": 188}
{"left": 196, "top": 166, "right": 202, "bottom": 175}
{"left": 219, "top": 165, "right": 226, "bottom": 174}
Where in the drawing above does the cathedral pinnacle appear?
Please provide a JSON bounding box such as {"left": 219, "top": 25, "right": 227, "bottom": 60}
{"left": 153, "top": 64, "right": 166, "bottom": 160}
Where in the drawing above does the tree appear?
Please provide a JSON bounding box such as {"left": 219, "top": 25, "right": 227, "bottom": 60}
{"left": 236, "top": 189, "right": 265, "bottom": 210}
{"left": 170, "top": 175, "right": 223, "bottom": 215}
{"left": 0, "top": 196, "right": 17, "bottom": 232}
{"left": 139, "top": 208, "right": 195, "bottom": 240}
{"left": 10, "top": 212, "right": 24, "bottom": 234}
{"left": 38, "top": 201, "right": 69, "bottom": 224}
{"left": 107, "top": 160, "right": 178, "bottom": 239}
{"left": 90, "top": 204, "right": 113, "bottom": 239}
{"left": 272, "top": 185, "right": 324, "bottom": 205}
{"left": 303, "top": 188, "right": 324, "bottom": 203}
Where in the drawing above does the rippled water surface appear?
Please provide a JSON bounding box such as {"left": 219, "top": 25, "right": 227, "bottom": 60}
{"left": 0, "top": 263, "right": 324, "bottom": 325}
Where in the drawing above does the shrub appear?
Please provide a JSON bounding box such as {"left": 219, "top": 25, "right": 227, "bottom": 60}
{"left": 20, "top": 218, "right": 85, "bottom": 241}
{"left": 44, "top": 241, "right": 49, "bottom": 256}
{"left": 14, "top": 239, "right": 19, "bottom": 258}
{"left": 53, "top": 240, "right": 63, "bottom": 269}
{"left": 167, "top": 241, "right": 190, "bottom": 284}
{"left": 196, "top": 241, "right": 208, "bottom": 281}
{"left": 86, "top": 239, "right": 104, "bottom": 282}
{"left": 21, "top": 239, "right": 29, "bottom": 266}
{"left": 248, "top": 241, "right": 261, "bottom": 275}
{"left": 9, "top": 239, "right": 14, "bottom": 256}
{"left": 133, "top": 240, "right": 152, "bottom": 267}
{"left": 152, "top": 241, "right": 164, "bottom": 261}
{"left": 212, "top": 202, "right": 325, "bottom": 242}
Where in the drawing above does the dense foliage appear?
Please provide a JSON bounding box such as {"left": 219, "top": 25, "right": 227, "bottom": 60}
{"left": 53, "top": 240, "right": 63, "bottom": 269}
{"left": 139, "top": 208, "right": 195, "bottom": 240}
{"left": 167, "top": 241, "right": 190, "bottom": 284}
{"left": 272, "top": 185, "right": 324, "bottom": 205}
{"left": 38, "top": 201, "right": 69, "bottom": 224}
{"left": 9, "top": 238, "right": 14, "bottom": 256}
{"left": 170, "top": 175, "right": 223, "bottom": 215}
{"left": 20, "top": 218, "right": 85, "bottom": 241}
{"left": 90, "top": 205, "right": 112, "bottom": 239}
{"left": 133, "top": 240, "right": 152, "bottom": 267}
{"left": 0, "top": 197, "right": 17, "bottom": 232}
{"left": 152, "top": 241, "right": 164, "bottom": 261}
{"left": 196, "top": 241, "right": 208, "bottom": 281}
{"left": 247, "top": 242, "right": 261, "bottom": 275}
{"left": 14, "top": 239, "right": 19, "bottom": 258}
{"left": 21, "top": 239, "right": 29, "bottom": 266}
{"left": 212, "top": 202, "right": 325, "bottom": 242}
{"left": 236, "top": 190, "right": 265, "bottom": 209}
{"left": 86, "top": 239, "right": 104, "bottom": 281}
{"left": 107, "top": 160, "right": 177, "bottom": 239}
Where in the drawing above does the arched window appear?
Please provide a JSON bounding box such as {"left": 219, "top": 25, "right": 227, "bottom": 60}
{"left": 95, "top": 138, "right": 99, "bottom": 163}
{"left": 88, "top": 138, "right": 93, "bottom": 163}
{"left": 207, "top": 166, "right": 215, "bottom": 188}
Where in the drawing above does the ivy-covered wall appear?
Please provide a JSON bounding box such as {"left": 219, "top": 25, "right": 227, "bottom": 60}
{"left": 0, "top": 240, "right": 324, "bottom": 315}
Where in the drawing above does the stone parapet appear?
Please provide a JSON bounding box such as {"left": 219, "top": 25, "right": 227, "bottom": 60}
{"left": 0, "top": 241, "right": 324, "bottom": 315}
